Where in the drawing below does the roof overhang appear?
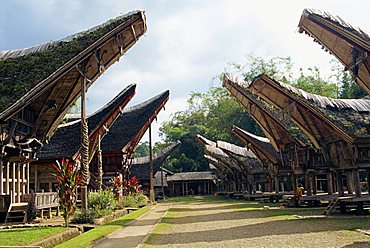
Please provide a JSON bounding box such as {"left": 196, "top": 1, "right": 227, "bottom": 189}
{"left": 298, "top": 9, "right": 370, "bottom": 95}
{"left": 249, "top": 74, "right": 355, "bottom": 147}
{"left": 1, "top": 11, "right": 147, "bottom": 142}
{"left": 222, "top": 73, "right": 306, "bottom": 151}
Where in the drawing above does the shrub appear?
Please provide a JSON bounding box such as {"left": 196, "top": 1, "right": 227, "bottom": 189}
{"left": 118, "top": 193, "right": 148, "bottom": 208}
{"left": 72, "top": 208, "right": 114, "bottom": 224}
{"left": 88, "top": 190, "right": 116, "bottom": 211}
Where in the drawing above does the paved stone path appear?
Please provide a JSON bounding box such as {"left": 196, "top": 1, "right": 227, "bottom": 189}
{"left": 92, "top": 204, "right": 169, "bottom": 248}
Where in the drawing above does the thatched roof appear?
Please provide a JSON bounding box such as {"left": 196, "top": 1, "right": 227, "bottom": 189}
{"left": 251, "top": 74, "right": 370, "bottom": 142}
{"left": 129, "top": 141, "right": 180, "bottom": 181}
{"left": 0, "top": 10, "right": 146, "bottom": 141}
{"left": 222, "top": 73, "right": 309, "bottom": 150}
{"left": 298, "top": 9, "right": 370, "bottom": 95}
{"left": 232, "top": 126, "right": 281, "bottom": 165}
{"left": 216, "top": 140, "right": 256, "bottom": 159}
{"left": 167, "top": 171, "right": 216, "bottom": 182}
{"left": 37, "top": 84, "right": 136, "bottom": 160}
{"left": 101, "top": 90, "right": 169, "bottom": 155}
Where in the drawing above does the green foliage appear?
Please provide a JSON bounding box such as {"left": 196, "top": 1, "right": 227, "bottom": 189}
{"left": 88, "top": 190, "right": 116, "bottom": 211}
{"left": 295, "top": 66, "right": 338, "bottom": 97}
{"left": 133, "top": 141, "right": 150, "bottom": 157}
{"left": 117, "top": 192, "right": 148, "bottom": 208}
{"left": 51, "top": 158, "right": 83, "bottom": 227}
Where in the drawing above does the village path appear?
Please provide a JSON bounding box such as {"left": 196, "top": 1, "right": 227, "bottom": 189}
{"left": 141, "top": 196, "right": 370, "bottom": 248}
{"left": 92, "top": 204, "right": 170, "bottom": 248}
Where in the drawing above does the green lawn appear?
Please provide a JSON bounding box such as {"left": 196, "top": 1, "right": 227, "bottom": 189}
{"left": 55, "top": 205, "right": 152, "bottom": 248}
{"left": 0, "top": 226, "right": 67, "bottom": 246}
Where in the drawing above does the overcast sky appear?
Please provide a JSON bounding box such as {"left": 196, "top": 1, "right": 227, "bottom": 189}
{"left": 1, "top": 1, "right": 369, "bottom": 143}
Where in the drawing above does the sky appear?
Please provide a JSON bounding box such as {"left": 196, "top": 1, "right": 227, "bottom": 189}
{"left": 1, "top": 0, "right": 369, "bottom": 143}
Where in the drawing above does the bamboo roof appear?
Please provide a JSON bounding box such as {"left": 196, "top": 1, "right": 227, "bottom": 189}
{"left": 101, "top": 90, "right": 169, "bottom": 157}
{"left": 298, "top": 9, "right": 370, "bottom": 95}
{"left": 129, "top": 141, "right": 180, "bottom": 181}
{"left": 216, "top": 140, "right": 256, "bottom": 159}
{"left": 0, "top": 10, "right": 146, "bottom": 142}
{"left": 38, "top": 84, "right": 136, "bottom": 160}
{"left": 222, "top": 73, "right": 309, "bottom": 151}
{"left": 250, "top": 74, "right": 370, "bottom": 146}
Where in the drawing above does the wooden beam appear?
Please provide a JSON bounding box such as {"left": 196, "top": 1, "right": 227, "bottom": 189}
{"left": 22, "top": 163, "right": 25, "bottom": 195}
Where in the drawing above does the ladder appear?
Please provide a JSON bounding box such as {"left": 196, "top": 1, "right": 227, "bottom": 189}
{"left": 5, "top": 202, "right": 29, "bottom": 224}
{"left": 322, "top": 198, "right": 339, "bottom": 216}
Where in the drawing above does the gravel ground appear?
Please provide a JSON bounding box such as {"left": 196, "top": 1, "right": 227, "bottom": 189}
{"left": 143, "top": 197, "right": 370, "bottom": 248}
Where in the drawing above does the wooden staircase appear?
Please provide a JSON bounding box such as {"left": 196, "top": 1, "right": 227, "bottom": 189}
{"left": 322, "top": 198, "right": 339, "bottom": 216}
{"left": 5, "top": 202, "right": 29, "bottom": 224}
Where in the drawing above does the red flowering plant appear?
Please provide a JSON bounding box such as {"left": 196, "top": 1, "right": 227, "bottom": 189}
{"left": 123, "top": 176, "right": 142, "bottom": 195}
{"left": 51, "top": 158, "right": 83, "bottom": 227}
{"left": 110, "top": 176, "right": 122, "bottom": 199}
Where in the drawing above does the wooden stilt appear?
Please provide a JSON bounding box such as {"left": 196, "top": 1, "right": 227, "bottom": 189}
{"left": 353, "top": 169, "right": 362, "bottom": 198}
{"left": 185, "top": 182, "right": 188, "bottom": 196}
{"left": 17, "top": 163, "right": 21, "bottom": 203}
{"left": 268, "top": 177, "right": 273, "bottom": 192}
{"left": 0, "top": 160, "right": 3, "bottom": 195}
{"left": 312, "top": 172, "right": 317, "bottom": 195}
{"left": 149, "top": 124, "right": 155, "bottom": 202}
{"left": 292, "top": 174, "right": 298, "bottom": 197}
{"left": 5, "top": 162, "right": 9, "bottom": 194}
{"left": 274, "top": 176, "right": 279, "bottom": 193}
{"left": 305, "top": 171, "right": 312, "bottom": 196}
{"left": 346, "top": 171, "right": 354, "bottom": 194}
{"left": 182, "top": 181, "right": 184, "bottom": 196}
{"left": 327, "top": 171, "right": 333, "bottom": 195}
{"left": 34, "top": 164, "right": 38, "bottom": 192}
{"left": 367, "top": 169, "right": 370, "bottom": 195}
{"left": 336, "top": 171, "right": 345, "bottom": 197}
{"left": 22, "top": 163, "right": 25, "bottom": 195}
{"left": 12, "top": 163, "right": 15, "bottom": 203}
{"left": 26, "top": 163, "right": 29, "bottom": 194}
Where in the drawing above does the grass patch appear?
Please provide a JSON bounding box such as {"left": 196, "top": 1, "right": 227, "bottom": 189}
{"left": 55, "top": 206, "right": 152, "bottom": 248}
{"left": 0, "top": 227, "right": 67, "bottom": 246}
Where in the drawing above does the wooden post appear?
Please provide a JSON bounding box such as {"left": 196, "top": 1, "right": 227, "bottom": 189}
{"left": 326, "top": 171, "right": 333, "bottom": 195}
{"left": 312, "top": 172, "right": 317, "bottom": 195}
{"left": 292, "top": 174, "right": 298, "bottom": 197}
{"left": 80, "top": 71, "right": 89, "bottom": 211}
{"left": 274, "top": 176, "right": 279, "bottom": 193}
{"left": 22, "top": 163, "right": 26, "bottom": 195}
{"left": 97, "top": 134, "right": 103, "bottom": 191}
{"left": 149, "top": 124, "right": 155, "bottom": 202}
{"left": 182, "top": 181, "right": 184, "bottom": 196}
{"left": 0, "top": 160, "right": 3, "bottom": 195}
{"left": 26, "top": 163, "right": 30, "bottom": 194}
{"left": 305, "top": 171, "right": 312, "bottom": 196}
{"left": 185, "top": 182, "right": 188, "bottom": 196}
{"left": 336, "top": 170, "right": 345, "bottom": 197}
{"left": 160, "top": 166, "right": 165, "bottom": 198}
{"left": 12, "top": 162, "right": 15, "bottom": 203}
{"left": 268, "top": 177, "right": 273, "bottom": 192}
{"left": 346, "top": 170, "right": 354, "bottom": 194}
{"left": 17, "top": 163, "right": 21, "bottom": 202}
{"left": 367, "top": 169, "right": 370, "bottom": 195}
{"left": 34, "top": 164, "right": 38, "bottom": 192}
{"left": 5, "top": 162, "right": 9, "bottom": 194}
{"left": 353, "top": 169, "right": 362, "bottom": 198}
{"left": 286, "top": 175, "right": 292, "bottom": 192}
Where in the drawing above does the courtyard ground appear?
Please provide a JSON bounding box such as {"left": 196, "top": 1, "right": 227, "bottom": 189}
{"left": 141, "top": 196, "right": 370, "bottom": 248}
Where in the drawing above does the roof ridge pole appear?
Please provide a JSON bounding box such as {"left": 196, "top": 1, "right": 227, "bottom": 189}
{"left": 80, "top": 65, "right": 89, "bottom": 211}
{"left": 149, "top": 123, "right": 155, "bottom": 202}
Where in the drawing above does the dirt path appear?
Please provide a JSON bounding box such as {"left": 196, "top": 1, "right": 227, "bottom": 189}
{"left": 92, "top": 204, "right": 169, "bottom": 248}
{"left": 143, "top": 197, "right": 370, "bottom": 248}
